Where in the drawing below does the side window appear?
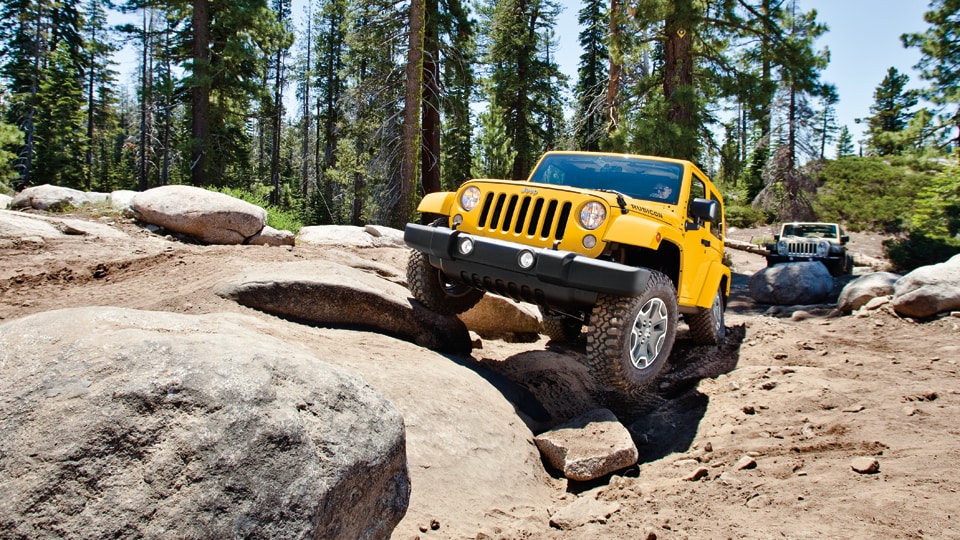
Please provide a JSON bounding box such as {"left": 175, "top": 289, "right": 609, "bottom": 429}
{"left": 688, "top": 175, "right": 707, "bottom": 218}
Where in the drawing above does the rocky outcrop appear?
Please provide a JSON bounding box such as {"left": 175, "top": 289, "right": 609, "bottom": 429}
{"left": 838, "top": 272, "right": 901, "bottom": 313}
{"left": 246, "top": 224, "right": 296, "bottom": 246}
{"left": 297, "top": 224, "right": 405, "bottom": 248}
{"left": 108, "top": 189, "right": 138, "bottom": 211}
{"left": 12, "top": 184, "right": 108, "bottom": 211}
{"left": 0, "top": 193, "right": 11, "bottom": 209}
{"left": 460, "top": 294, "right": 542, "bottom": 340}
{"left": 748, "top": 262, "right": 834, "bottom": 305}
{"left": 131, "top": 185, "right": 267, "bottom": 244}
{"left": 533, "top": 409, "right": 638, "bottom": 481}
{"left": 0, "top": 307, "right": 410, "bottom": 539}
{"left": 215, "top": 260, "right": 472, "bottom": 354}
{"left": 892, "top": 254, "right": 960, "bottom": 318}
{"left": 0, "top": 209, "right": 129, "bottom": 239}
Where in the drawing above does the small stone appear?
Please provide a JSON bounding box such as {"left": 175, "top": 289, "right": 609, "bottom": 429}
{"left": 760, "top": 380, "right": 778, "bottom": 390}
{"left": 735, "top": 456, "right": 757, "bottom": 470}
{"left": 902, "top": 406, "right": 919, "bottom": 416}
{"left": 683, "top": 467, "right": 709, "bottom": 481}
{"left": 851, "top": 457, "right": 880, "bottom": 474}
{"left": 842, "top": 404, "right": 865, "bottom": 413}
{"left": 742, "top": 405, "right": 756, "bottom": 415}
{"left": 703, "top": 441, "right": 713, "bottom": 453}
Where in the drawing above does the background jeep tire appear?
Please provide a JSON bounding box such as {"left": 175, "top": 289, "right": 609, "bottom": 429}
{"left": 687, "top": 287, "right": 725, "bottom": 345}
{"left": 540, "top": 308, "right": 583, "bottom": 343}
{"left": 407, "top": 249, "right": 484, "bottom": 315}
{"left": 585, "top": 271, "right": 678, "bottom": 401}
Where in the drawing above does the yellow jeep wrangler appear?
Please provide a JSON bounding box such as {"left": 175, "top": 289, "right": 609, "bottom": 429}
{"left": 404, "top": 151, "right": 730, "bottom": 402}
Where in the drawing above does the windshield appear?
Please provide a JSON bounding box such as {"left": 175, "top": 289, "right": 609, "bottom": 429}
{"left": 782, "top": 224, "right": 839, "bottom": 239}
{"left": 528, "top": 153, "right": 684, "bottom": 204}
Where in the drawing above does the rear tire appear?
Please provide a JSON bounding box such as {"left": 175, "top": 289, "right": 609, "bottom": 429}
{"left": 585, "top": 271, "right": 677, "bottom": 401}
{"left": 687, "top": 287, "right": 725, "bottom": 345}
{"left": 407, "top": 249, "right": 484, "bottom": 315}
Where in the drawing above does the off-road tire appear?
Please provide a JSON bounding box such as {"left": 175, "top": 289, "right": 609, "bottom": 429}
{"left": 687, "top": 287, "right": 725, "bottom": 345}
{"left": 407, "top": 249, "right": 484, "bottom": 315}
{"left": 540, "top": 309, "right": 583, "bottom": 343}
{"left": 585, "top": 270, "right": 678, "bottom": 401}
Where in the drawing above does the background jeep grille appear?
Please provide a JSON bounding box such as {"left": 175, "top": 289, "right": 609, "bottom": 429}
{"left": 476, "top": 192, "right": 572, "bottom": 242}
{"left": 786, "top": 241, "right": 818, "bottom": 256}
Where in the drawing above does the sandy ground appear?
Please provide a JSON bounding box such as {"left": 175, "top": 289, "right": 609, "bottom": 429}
{"left": 1, "top": 210, "right": 959, "bottom": 539}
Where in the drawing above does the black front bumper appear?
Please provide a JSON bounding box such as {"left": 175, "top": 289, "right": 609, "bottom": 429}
{"left": 404, "top": 223, "right": 652, "bottom": 309}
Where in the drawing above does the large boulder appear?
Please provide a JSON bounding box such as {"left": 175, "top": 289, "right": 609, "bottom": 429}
{"left": 533, "top": 409, "right": 638, "bottom": 481}
{"left": 131, "top": 185, "right": 267, "bottom": 244}
{"left": 0, "top": 209, "right": 129, "bottom": 239}
{"left": 0, "top": 193, "right": 11, "bottom": 209}
{"left": 215, "top": 260, "right": 472, "bottom": 354}
{"left": 11, "top": 184, "right": 108, "bottom": 211}
{"left": 108, "top": 189, "right": 138, "bottom": 212}
{"left": 0, "top": 307, "right": 409, "bottom": 539}
{"left": 892, "top": 254, "right": 960, "bottom": 318}
{"left": 460, "top": 294, "right": 541, "bottom": 340}
{"left": 838, "top": 272, "right": 901, "bottom": 313}
{"left": 748, "top": 262, "right": 834, "bottom": 305}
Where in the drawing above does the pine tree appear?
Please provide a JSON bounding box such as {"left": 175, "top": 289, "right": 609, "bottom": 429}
{"left": 902, "top": 0, "right": 960, "bottom": 157}
{"left": 835, "top": 125, "right": 854, "bottom": 158}
{"left": 439, "top": 0, "right": 476, "bottom": 190}
{"left": 572, "top": 0, "right": 607, "bottom": 151}
{"left": 864, "top": 67, "right": 917, "bottom": 156}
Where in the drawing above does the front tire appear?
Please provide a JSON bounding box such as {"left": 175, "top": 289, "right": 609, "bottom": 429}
{"left": 585, "top": 271, "right": 678, "bottom": 401}
{"left": 407, "top": 249, "right": 484, "bottom": 315}
{"left": 540, "top": 308, "right": 583, "bottom": 343}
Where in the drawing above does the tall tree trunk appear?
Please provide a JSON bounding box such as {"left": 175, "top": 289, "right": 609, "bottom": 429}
{"left": 420, "top": 0, "right": 441, "bottom": 196}
{"left": 269, "top": 0, "right": 286, "bottom": 206}
{"left": 300, "top": 0, "right": 312, "bottom": 199}
{"left": 86, "top": 19, "right": 96, "bottom": 191}
{"left": 605, "top": 0, "right": 621, "bottom": 133}
{"left": 396, "top": 0, "right": 426, "bottom": 228}
{"left": 190, "top": 0, "right": 211, "bottom": 187}
{"left": 138, "top": 8, "right": 151, "bottom": 191}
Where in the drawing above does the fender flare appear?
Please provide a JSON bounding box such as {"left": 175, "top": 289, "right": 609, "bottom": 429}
{"left": 416, "top": 192, "right": 456, "bottom": 215}
{"left": 694, "top": 260, "right": 732, "bottom": 309}
{"left": 602, "top": 215, "right": 684, "bottom": 250}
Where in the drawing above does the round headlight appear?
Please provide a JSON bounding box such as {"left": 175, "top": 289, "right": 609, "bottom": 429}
{"left": 817, "top": 241, "right": 829, "bottom": 257}
{"left": 578, "top": 201, "right": 606, "bottom": 230}
{"left": 460, "top": 186, "right": 481, "bottom": 211}
{"left": 777, "top": 240, "right": 788, "bottom": 255}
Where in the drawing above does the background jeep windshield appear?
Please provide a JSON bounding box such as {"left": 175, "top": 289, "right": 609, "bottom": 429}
{"left": 528, "top": 154, "right": 683, "bottom": 204}
{"left": 783, "top": 224, "right": 839, "bottom": 238}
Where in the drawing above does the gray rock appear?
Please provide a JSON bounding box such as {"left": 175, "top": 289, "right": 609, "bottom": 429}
{"left": 0, "top": 209, "right": 128, "bottom": 239}
{"left": 534, "top": 409, "right": 638, "bottom": 481}
{"left": 215, "top": 260, "right": 471, "bottom": 354}
{"left": 132, "top": 185, "right": 267, "bottom": 244}
{"left": 548, "top": 493, "right": 620, "bottom": 530}
{"left": 298, "top": 224, "right": 404, "bottom": 248}
{"left": 246, "top": 225, "right": 295, "bottom": 246}
{"left": 892, "top": 254, "right": 960, "bottom": 318}
{"left": 108, "top": 189, "right": 138, "bottom": 211}
{"left": 11, "top": 184, "right": 108, "bottom": 211}
{"left": 838, "top": 272, "right": 901, "bottom": 313}
{"left": 459, "top": 295, "right": 541, "bottom": 339}
{"left": 851, "top": 457, "right": 880, "bottom": 474}
{"left": 0, "top": 193, "right": 11, "bottom": 209}
{"left": 0, "top": 307, "right": 409, "bottom": 540}
{"left": 748, "top": 262, "right": 833, "bottom": 305}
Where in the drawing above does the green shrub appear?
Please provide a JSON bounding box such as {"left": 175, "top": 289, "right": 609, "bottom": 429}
{"left": 213, "top": 186, "right": 304, "bottom": 234}
{"left": 883, "top": 232, "right": 960, "bottom": 273}
{"left": 724, "top": 204, "right": 766, "bottom": 228}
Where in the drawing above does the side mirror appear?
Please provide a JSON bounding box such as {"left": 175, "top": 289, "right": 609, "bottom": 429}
{"left": 690, "top": 198, "right": 720, "bottom": 223}
{"left": 840, "top": 234, "right": 849, "bottom": 244}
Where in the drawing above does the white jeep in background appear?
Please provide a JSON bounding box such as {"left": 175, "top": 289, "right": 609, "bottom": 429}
{"left": 764, "top": 222, "right": 854, "bottom": 276}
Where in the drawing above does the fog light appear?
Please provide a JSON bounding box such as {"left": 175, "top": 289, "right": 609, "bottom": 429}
{"left": 518, "top": 250, "right": 535, "bottom": 269}
{"left": 458, "top": 236, "right": 475, "bottom": 255}
{"left": 582, "top": 235, "right": 597, "bottom": 249}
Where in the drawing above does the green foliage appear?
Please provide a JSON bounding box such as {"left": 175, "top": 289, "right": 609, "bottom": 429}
{"left": 0, "top": 119, "right": 22, "bottom": 191}
{"left": 883, "top": 232, "right": 960, "bottom": 273}
{"left": 213, "top": 185, "right": 304, "bottom": 234}
{"left": 910, "top": 163, "right": 960, "bottom": 238}
{"left": 724, "top": 204, "right": 766, "bottom": 229}
{"left": 814, "top": 156, "right": 932, "bottom": 232}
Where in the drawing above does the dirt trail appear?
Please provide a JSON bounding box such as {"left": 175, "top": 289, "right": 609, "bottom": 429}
{"left": 2, "top": 212, "right": 958, "bottom": 538}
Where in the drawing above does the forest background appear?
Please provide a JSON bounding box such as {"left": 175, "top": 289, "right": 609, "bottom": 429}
{"left": 0, "top": 0, "right": 957, "bottom": 269}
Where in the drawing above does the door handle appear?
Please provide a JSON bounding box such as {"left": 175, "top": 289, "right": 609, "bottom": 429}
{"left": 701, "top": 239, "right": 711, "bottom": 247}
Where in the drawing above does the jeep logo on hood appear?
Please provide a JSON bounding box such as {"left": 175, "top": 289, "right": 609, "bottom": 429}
{"left": 521, "top": 187, "right": 538, "bottom": 195}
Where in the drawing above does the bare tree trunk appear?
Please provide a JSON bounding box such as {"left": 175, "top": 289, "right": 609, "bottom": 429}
{"left": 606, "top": 0, "right": 621, "bottom": 133}
{"left": 301, "top": 0, "right": 312, "bottom": 199}
{"left": 396, "top": 0, "right": 425, "bottom": 228}
{"left": 138, "top": 9, "right": 152, "bottom": 191}
{"left": 190, "top": 0, "right": 210, "bottom": 187}
{"left": 420, "top": 0, "right": 441, "bottom": 196}
{"left": 269, "top": 0, "right": 286, "bottom": 206}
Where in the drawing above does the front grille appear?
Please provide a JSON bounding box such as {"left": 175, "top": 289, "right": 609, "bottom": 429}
{"left": 475, "top": 192, "right": 572, "bottom": 242}
{"left": 786, "top": 241, "right": 818, "bottom": 256}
